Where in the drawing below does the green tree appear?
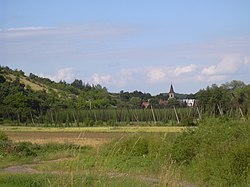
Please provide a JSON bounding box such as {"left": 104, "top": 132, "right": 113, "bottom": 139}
{"left": 129, "top": 97, "right": 141, "bottom": 108}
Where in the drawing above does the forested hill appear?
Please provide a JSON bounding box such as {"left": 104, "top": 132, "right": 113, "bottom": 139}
{"left": 0, "top": 66, "right": 112, "bottom": 110}
{"left": 0, "top": 66, "right": 197, "bottom": 110}
{"left": 1, "top": 66, "right": 250, "bottom": 124}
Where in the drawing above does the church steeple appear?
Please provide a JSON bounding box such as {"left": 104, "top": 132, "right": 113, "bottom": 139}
{"left": 169, "top": 83, "right": 175, "bottom": 99}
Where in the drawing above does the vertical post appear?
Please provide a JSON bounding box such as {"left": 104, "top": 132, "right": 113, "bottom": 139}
{"left": 30, "top": 111, "right": 35, "bottom": 125}
{"left": 239, "top": 107, "right": 246, "bottom": 122}
{"left": 217, "top": 104, "right": 223, "bottom": 116}
{"left": 196, "top": 107, "right": 202, "bottom": 120}
{"left": 17, "top": 112, "right": 21, "bottom": 125}
{"left": 151, "top": 104, "right": 157, "bottom": 124}
{"left": 72, "top": 111, "right": 77, "bottom": 124}
{"left": 173, "top": 105, "right": 180, "bottom": 124}
{"left": 50, "top": 111, "right": 54, "bottom": 125}
{"left": 88, "top": 100, "right": 92, "bottom": 110}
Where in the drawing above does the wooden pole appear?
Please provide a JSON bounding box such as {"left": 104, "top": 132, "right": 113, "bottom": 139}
{"left": 50, "top": 111, "right": 54, "bottom": 125}
{"left": 30, "top": 111, "right": 35, "bottom": 125}
{"left": 196, "top": 107, "right": 202, "bottom": 120}
{"left": 173, "top": 105, "right": 180, "bottom": 124}
{"left": 239, "top": 107, "right": 246, "bottom": 122}
{"left": 217, "top": 104, "right": 223, "bottom": 116}
{"left": 17, "top": 112, "right": 21, "bottom": 125}
{"left": 151, "top": 104, "right": 157, "bottom": 124}
{"left": 72, "top": 111, "right": 77, "bottom": 124}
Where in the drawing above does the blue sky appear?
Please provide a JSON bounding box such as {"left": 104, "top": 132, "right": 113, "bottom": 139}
{"left": 1, "top": 0, "right": 250, "bottom": 94}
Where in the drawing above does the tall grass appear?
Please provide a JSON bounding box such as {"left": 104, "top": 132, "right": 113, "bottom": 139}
{"left": 171, "top": 118, "right": 250, "bottom": 186}
{"left": 1, "top": 118, "right": 249, "bottom": 186}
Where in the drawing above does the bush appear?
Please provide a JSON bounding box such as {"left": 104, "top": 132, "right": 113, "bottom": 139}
{"left": 84, "top": 118, "right": 94, "bottom": 127}
{"left": 171, "top": 129, "right": 200, "bottom": 164}
{"left": 171, "top": 118, "right": 250, "bottom": 186}
{"left": 102, "top": 133, "right": 174, "bottom": 158}
{"left": 0, "top": 131, "right": 8, "bottom": 141}
{"left": 112, "top": 135, "right": 149, "bottom": 156}
{"left": 14, "top": 142, "right": 39, "bottom": 157}
{"left": 107, "top": 119, "right": 115, "bottom": 126}
{"left": 230, "top": 143, "right": 250, "bottom": 183}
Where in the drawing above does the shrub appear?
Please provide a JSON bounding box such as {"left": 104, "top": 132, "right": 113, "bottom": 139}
{"left": 84, "top": 118, "right": 94, "bottom": 127}
{"left": 114, "top": 135, "right": 149, "bottom": 156}
{"left": 171, "top": 129, "right": 200, "bottom": 164}
{"left": 107, "top": 119, "right": 115, "bottom": 126}
{"left": 171, "top": 118, "right": 250, "bottom": 186}
{"left": 14, "top": 142, "right": 39, "bottom": 157}
{"left": 0, "top": 131, "right": 8, "bottom": 141}
{"left": 230, "top": 143, "right": 250, "bottom": 183}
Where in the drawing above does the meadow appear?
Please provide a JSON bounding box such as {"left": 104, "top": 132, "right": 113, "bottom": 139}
{"left": 0, "top": 118, "right": 250, "bottom": 187}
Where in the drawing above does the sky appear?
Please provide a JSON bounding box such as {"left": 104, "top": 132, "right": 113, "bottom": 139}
{"left": 1, "top": 0, "right": 250, "bottom": 95}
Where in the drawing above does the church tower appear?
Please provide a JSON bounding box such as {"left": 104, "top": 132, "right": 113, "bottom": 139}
{"left": 169, "top": 83, "right": 175, "bottom": 99}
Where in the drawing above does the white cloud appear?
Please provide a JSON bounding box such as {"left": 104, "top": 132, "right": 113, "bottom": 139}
{"left": 207, "top": 75, "right": 227, "bottom": 82}
{"left": 145, "top": 64, "right": 197, "bottom": 83}
{"left": 147, "top": 68, "right": 166, "bottom": 82}
{"left": 173, "top": 64, "right": 197, "bottom": 76}
{"left": 0, "top": 24, "right": 135, "bottom": 41}
{"left": 40, "top": 67, "right": 75, "bottom": 82}
{"left": 6, "top": 26, "right": 52, "bottom": 31}
{"left": 201, "top": 65, "right": 217, "bottom": 75}
{"left": 201, "top": 55, "right": 241, "bottom": 75}
{"left": 91, "top": 73, "right": 112, "bottom": 85}
{"left": 244, "top": 56, "right": 250, "bottom": 65}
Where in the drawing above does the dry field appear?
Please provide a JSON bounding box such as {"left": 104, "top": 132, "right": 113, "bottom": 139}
{"left": 0, "top": 126, "right": 186, "bottom": 133}
{"left": 2, "top": 126, "right": 185, "bottom": 147}
{"left": 5, "top": 131, "right": 125, "bottom": 147}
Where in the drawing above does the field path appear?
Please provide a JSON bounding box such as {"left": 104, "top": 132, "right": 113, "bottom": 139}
{"left": 0, "top": 157, "right": 72, "bottom": 174}
{"left": 0, "top": 158, "right": 197, "bottom": 187}
{"left": 0, "top": 157, "right": 160, "bottom": 186}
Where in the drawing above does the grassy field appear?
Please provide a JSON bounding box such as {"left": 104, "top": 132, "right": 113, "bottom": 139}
{"left": 2, "top": 125, "right": 186, "bottom": 149}
{"left": 5, "top": 131, "right": 124, "bottom": 147}
{"left": 1, "top": 125, "right": 186, "bottom": 148}
{"left": 0, "top": 125, "right": 186, "bottom": 133}
{"left": 1, "top": 119, "right": 250, "bottom": 187}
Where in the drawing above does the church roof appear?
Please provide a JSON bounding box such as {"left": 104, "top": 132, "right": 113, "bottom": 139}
{"left": 169, "top": 83, "right": 174, "bottom": 93}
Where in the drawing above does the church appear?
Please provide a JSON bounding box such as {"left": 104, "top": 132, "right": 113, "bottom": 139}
{"left": 168, "top": 83, "right": 175, "bottom": 100}
{"left": 167, "top": 83, "right": 196, "bottom": 107}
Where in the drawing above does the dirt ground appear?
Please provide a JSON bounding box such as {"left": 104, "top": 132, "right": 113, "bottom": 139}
{"left": 5, "top": 131, "right": 126, "bottom": 147}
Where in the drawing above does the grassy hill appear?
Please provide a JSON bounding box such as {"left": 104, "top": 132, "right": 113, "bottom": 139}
{"left": 1, "top": 67, "right": 48, "bottom": 92}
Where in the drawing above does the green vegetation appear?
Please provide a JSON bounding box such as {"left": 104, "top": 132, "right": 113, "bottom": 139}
{"left": 172, "top": 118, "right": 250, "bottom": 186}
{"left": 0, "top": 173, "right": 152, "bottom": 187}
{"left": 1, "top": 66, "right": 249, "bottom": 126}
{"left": 1, "top": 67, "right": 250, "bottom": 186}
{"left": 1, "top": 119, "right": 249, "bottom": 186}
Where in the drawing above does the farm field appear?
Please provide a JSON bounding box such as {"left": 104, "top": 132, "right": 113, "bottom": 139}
{"left": 5, "top": 131, "right": 124, "bottom": 147}
{"left": 0, "top": 125, "right": 187, "bottom": 133}
{"left": 0, "top": 119, "right": 250, "bottom": 187}
{"left": 3, "top": 126, "right": 186, "bottom": 148}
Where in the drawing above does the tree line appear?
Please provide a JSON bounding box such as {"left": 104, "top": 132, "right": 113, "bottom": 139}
{"left": 0, "top": 66, "right": 249, "bottom": 124}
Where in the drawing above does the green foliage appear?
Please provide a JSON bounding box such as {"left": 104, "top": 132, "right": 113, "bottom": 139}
{"left": 0, "top": 173, "right": 151, "bottom": 187}
{"left": 0, "top": 66, "right": 111, "bottom": 124}
{"left": 14, "top": 142, "right": 39, "bottom": 157}
{"left": 196, "top": 81, "right": 250, "bottom": 118}
{"left": 1, "top": 119, "right": 249, "bottom": 186}
{"left": 171, "top": 129, "right": 199, "bottom": 164}
{"left": 171, "top": 118, "right": 250, "bottom": 186}
{"left": 0, "top": 131, "right": 9, "bottom": 141}
{"left": 0, "top": 174, "right": 48, "bottom": 187}
{"left": 1, "top": 66, "right": 250, "bottom": 126}
{"left": 99, "top": 132, "right": 177, "bottom": 174}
